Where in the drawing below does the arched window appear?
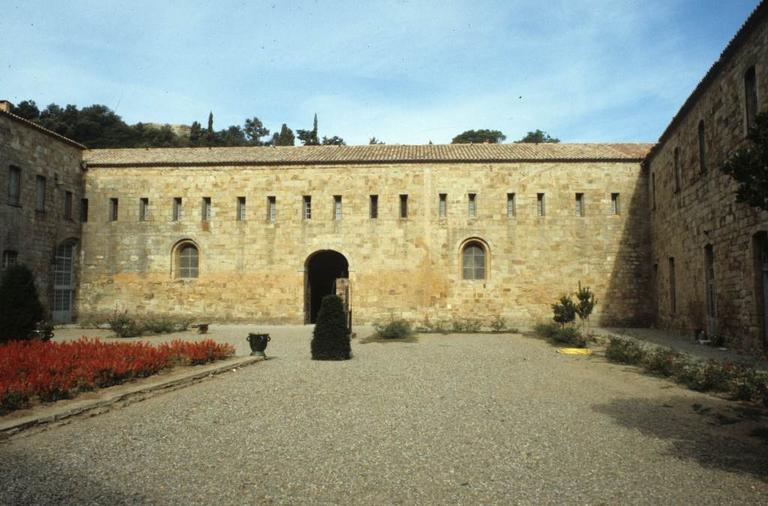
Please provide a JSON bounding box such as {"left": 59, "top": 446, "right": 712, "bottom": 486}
{"left": 175, "top": 242, "right": 199, "bottom": 279}
{"left": 462, "top": 241, "right": 486, "bottom": 280}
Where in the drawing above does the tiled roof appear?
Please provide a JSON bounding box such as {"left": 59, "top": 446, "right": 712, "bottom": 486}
{"left": 0, "top": 110, "right": 86, "bottom": 150}
{"left": 84, "top": 143, "right": 652, "bottom": 167}
{"left": 646, "top": 0, "right": 768, "bottom": 163}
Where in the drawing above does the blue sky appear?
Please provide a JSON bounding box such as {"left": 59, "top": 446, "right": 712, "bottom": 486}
{"left": 0, "top": 0, "right": 760, "bottom": 145}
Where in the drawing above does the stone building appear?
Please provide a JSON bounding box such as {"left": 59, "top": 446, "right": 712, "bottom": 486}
{"left": 0, "top": 102, "right": 85, "bottom": 322}
{"left": 645, "top": 2, "right": 768, "bottom": 353}
{"left": 1, "top": 2, "right": 768, "bottom": 353}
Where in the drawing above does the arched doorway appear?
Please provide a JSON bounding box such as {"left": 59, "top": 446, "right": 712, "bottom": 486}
{"left": 52, "top": 239, "right": 77, "bottom": 323}
{"left": 305, "top": 250, "right": 349, "bottom": 323}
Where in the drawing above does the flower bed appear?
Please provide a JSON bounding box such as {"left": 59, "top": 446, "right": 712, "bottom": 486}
{"left": 0, "top": 338, "right": 235, "bottom": 413}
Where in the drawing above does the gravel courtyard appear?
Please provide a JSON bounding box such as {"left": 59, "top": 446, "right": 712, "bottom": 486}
{"left": 1, "top": 326, "right": 767, "bottom": 505}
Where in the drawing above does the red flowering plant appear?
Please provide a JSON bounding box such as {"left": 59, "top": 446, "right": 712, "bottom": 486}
{"left": 0, "top": 338, "right": 234, "bottom": 414}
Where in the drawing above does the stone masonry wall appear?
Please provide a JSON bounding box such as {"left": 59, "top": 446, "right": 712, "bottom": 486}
{"left": 648, "top": 13, "right": 768, "bottom": 353}
{"left": 0, "top": 113, "right": 84, "bottom": 320}
{"left": 79, "top": 160, "right": 651, "bottom": 328}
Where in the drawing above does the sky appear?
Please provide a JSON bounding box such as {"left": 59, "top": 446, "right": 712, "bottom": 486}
{"left": 0, "top": 0, "right": 761, "bottom": 145}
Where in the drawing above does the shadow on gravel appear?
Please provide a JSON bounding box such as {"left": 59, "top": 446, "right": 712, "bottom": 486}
{"left": 358, "top": 334, "right": 420, "bottom": 344}
{"left": 0, "top": 449, "right": 151, "bottom": 504}
{"left": 593, "top": 397, "right": 768, "bottom": 481}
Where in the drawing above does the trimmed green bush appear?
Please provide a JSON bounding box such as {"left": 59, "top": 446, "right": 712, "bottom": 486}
{"left": 374, "top": 319, "right": 412, "bottom": 339}
{"left": 552, "top": 326, "right": 587, "bottom": 347}
{"left": 311, "top": 295, "right": 351, "bottom": 360}
{"left": 534, "top": 322, "right": 559, "bottom": 339}
{"left": 729, "top": 365, "right": 768, "bottom": 401}
{"left": 0, "top": 265, "right": 45, "bottom": 343}
{"left": 605, "top": 337, "right": 645, "bottom": 365}
{"left": 107, "top": 311, "right": 194, "bottom": 338}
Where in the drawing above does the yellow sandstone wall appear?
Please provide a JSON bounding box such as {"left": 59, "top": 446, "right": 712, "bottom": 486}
{"left": 78, "top": 160, "right": 651, "bottom": 327}
{"left": 647, "top": 8, "right": 768, "bottom": 352}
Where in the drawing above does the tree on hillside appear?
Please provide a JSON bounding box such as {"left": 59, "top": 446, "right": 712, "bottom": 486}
{"left": 11, "top": 100, "right": 40, "bottom": 120}
{"left": 273, "top": 123, "right": 296, "bottom": 146}
{"left": 189, "top": 121, "right": 203, "bottom": 145}
{"left": 451, "top": 129, "right": 506, "bottom": 144}
{"left": 720, "top": 111, "right": 768, "bottom": 211}
{"left": 244, "top": 117, "right": 270, "bottom": 145}
{"left": 206, "top": 111, "right": 215, "bottom": 145}
{"left": 297, "top": 113, "right": 320, "bottom": 146}
{"left": 321, "top": 135, "right": 345, "bottom": 146}
{"left": 515, "top": 129, "right": 560, "bottom": 144}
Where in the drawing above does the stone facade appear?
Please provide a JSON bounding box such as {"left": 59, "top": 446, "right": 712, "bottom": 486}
{"left": 646, "top": 3, "right": 768, "bottom": 353}
{"left": 77, "top": 153, "right": 651, "bottom": 328}
{"left": 0, "top": 108, "right": 84, "bottom": 322}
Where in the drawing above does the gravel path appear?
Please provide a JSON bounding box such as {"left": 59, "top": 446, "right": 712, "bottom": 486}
{"left": 1, "top": 326, "right": 768, "bottom": 504}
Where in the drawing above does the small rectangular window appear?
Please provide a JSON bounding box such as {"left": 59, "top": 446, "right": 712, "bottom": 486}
{"left": 35, "top": 176, "right": 46, "bottom": 212}
{"left": 399, "top": 194, "right": 408, "bottom": 219}
{"left": 575, "top": 193, "right": 584, "bottom": 217}
{"left": 202, "top": 197, "right": 211, "bottom": 221}
{"left": 745, "top": 66, "right": 758, "bottom": 132}
{"left": 698, "top": 121, "right": 707, "bottom": 174}
{"left": 611, "top": 193, "right": 620, "bottom": 215}
{"left": 438, "top": 193, "right": 447, "bottom": 218}
{"left": 267, "top": 196, "right": 277, "bottom": 222}
{"left": 507, "top": 193, "right": 516, "bottom": 217}
{"left": 8, "top": 166, "right": 21, "bottom": 206}
{"left": 2, "top": 250, "right": 18, "bottom": 269}
{"left": 669, "top": 257, "right": 676, "bottom": 314}
{"left": 80, "top": 198, "right": 89, "bottom": 223}
{"left": 468, "top": 193, "right": 477, "bottom": 218}
{"left": 237, "top": 197, "right": 246, "bottom": 221}
{"left": 173, "top": 197, "right": 182, "bottom": 221}
{"left": 333, "top": 195, "right": 342, "bottom": 220}
{"left": 673, "top": 148, "right": 681, "bottom": 193}
{"left": 537, "top": 193, "right": 545, "bottom": 217}
{"left": 651, "top": 173, "right": 656, "bottom": 211}
{"left": 109, "top": 198, "right": 119, "bottom": 221}
{"left": 139, "top": 197, "right": 150, "bottom": 221}
{"left": 303, "top": 195, "right": 312, "bottom": 220}
{"left": 64, "top": 191, "right": 73, "bottom": 220}
{"left": 369, "top": 195, "right": 378, "bottom": 219}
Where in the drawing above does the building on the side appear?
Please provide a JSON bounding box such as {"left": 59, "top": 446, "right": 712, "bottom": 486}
{"left": 645, "top": 2, "right": 768, "bottom": 353}
{"left": 1, "top": 1, "right": 768, "bottom": 354}
{"left": 0, "top": 101, "right": 85, "bottom": 322}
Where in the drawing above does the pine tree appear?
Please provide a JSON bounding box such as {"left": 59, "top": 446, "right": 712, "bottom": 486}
{"left": 275, "top": 124, "right": 295, "bottom": 146}
{"left": 0, "top": 265, "right": 45, "bottom": 343}
{"left": 311, "top": 295, "right": 351, "bottom": 360}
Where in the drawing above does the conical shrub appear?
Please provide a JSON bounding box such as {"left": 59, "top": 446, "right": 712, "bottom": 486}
{"left": 0, "top": 264, "right": 45, "bottom": 343}
{"left": 311, "top": 294, "right": 350, "bottom": 360}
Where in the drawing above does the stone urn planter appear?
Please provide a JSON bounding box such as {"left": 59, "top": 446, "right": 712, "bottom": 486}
{"left": 247, "top": 333, "right": 271, "bottom": 357}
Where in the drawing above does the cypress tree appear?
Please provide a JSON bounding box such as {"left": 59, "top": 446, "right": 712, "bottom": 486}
{"left": 0, "top": 265, "right": 45, "bottom": 343}
{"left": 311, "top": 295, "right": 351, "bottom": 360}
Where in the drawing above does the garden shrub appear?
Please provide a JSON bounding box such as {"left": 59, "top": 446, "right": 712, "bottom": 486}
{"left": 489, "top": 315, "right": 506, "bottom": 332}
{"left": 0, "top": 265, "right": 45, "bottom": 343}
{"left": 107, "top": 310, "right": 141, "bottom": 338}
{"left": 574, "top": 282, "right": 597, "bottom": 333}
{"left": 728, "top": 365, "right": 768, "bottom": 401}
{"left": 374, "top": 319, "right": 413, "bottom": 339}
{"left": 642, "top": 347, "right": 684, "bottom": 377}
{"left": 451, "top": 317, "right": 482, "bottom": 333}
{"left": 605, "top": 337, "right": 645, "bottom": 365}
{"left": 311, "top": 295, "right": 351, "bottom": 360}
{"left": 552, "top": 326, "right": 587, "bottom": 348}
{"left": 107, "top": 312, "right": 193, "bottom": 338}
{"left": 534, "top": 323, "right": 559, "bottom": 339}
{"left": 552, "top": 295, "right": 576, "bottom": 327}
{"left": 674, "top": 360, "right": 732, "bottom": 392}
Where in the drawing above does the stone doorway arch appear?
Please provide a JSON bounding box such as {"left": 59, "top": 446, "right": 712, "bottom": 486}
{"left": 305, "top": 250, "right": 349, "bottom": 324}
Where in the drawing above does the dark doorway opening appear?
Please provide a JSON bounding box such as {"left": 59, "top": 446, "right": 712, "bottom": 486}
{"left": 305, "top": 250, "right": 349, "bottom": 323}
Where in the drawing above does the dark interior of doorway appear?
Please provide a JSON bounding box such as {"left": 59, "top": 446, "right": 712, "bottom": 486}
{"left": 307, "top": 250, "right": 349, "bottom": 323}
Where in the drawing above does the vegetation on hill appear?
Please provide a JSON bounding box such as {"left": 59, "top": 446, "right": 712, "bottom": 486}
{"left": 451, "top": 129, "right": 506, "bottom": 144}
{"left": 515, "top": 129, "right": 560, "bottom": 144}
{"left": 9, "top": 100, "right": 345, "bottom": 149}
